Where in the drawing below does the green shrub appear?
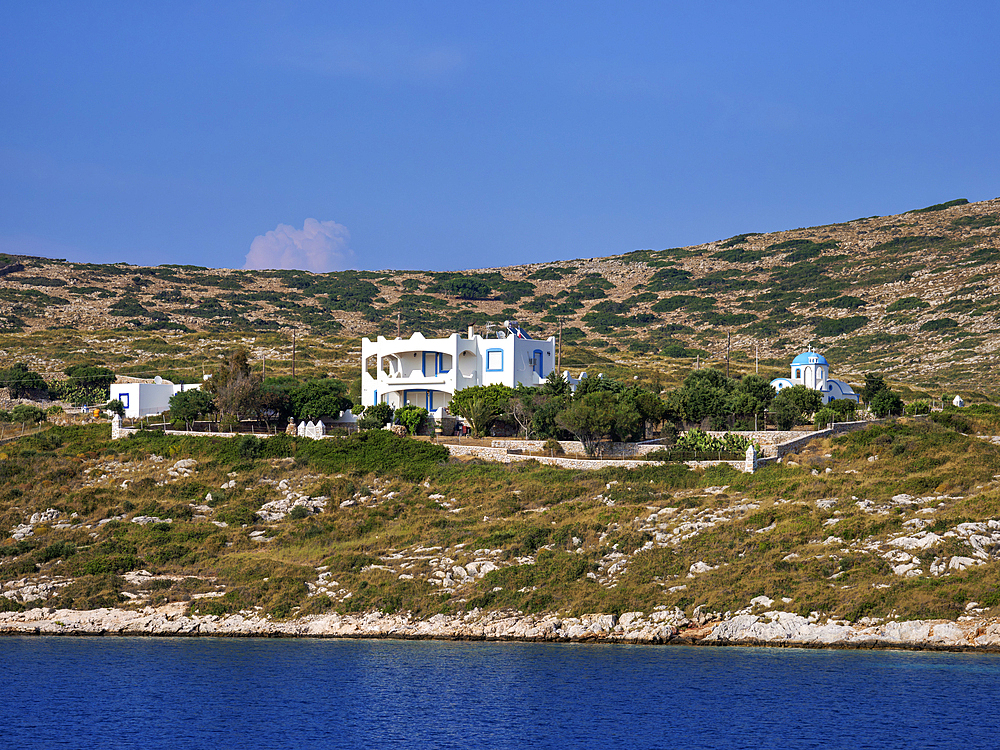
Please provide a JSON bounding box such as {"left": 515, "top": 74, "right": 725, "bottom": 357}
{"left": 52, "top": 574, "right": 125, "bottom": 610}
{"left": 11, "top": 405, "right": 46, "bottom": 423}
{"left": 951, "top": 213, "right": 999, "bottom": 229}
{"left": 646, "top": 267, "right": 694, "bottom": 292}
{"left": 542, "top": 438, "right": 564, "bottom": 455}
{"left": 82, "top": 553, "right": 139, "bottom": 575}
{"left": 36, "top": 541, "right": 76, "bottom": 563}
{"left": 824, "top": 296, "right": 866, "bottom": 310}
{"left": 886, "top": 297, "right": 929, "bottom": 313}
{"left": 919, "top": 318, "right": 959, "bottom": 333}
{"left": 813, "top": 316, "right": 868, "bottom": 338}
{"left": 395, "top": 404, "right": 429, "bottom": 435}
{"left": 814, "top": 408, "right": 837, "bottom": 429}
{"left": 0, "top": 364, "right": 49, "bottom": 398}
{"left": 911, "top": 198, "right": 968, "bottom": 213}
{"left": 719, "top": 232, "right": 761, "bottom": 248}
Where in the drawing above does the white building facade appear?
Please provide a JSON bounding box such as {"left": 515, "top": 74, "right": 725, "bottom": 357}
{"left": 361, "top": 322, "right": 556, "bottom": 411}
{"left": 770, "top": 350, "right": 859, "bottom": 405}
{"left": 110, "top": 380, "right": 203, "bottom": 419}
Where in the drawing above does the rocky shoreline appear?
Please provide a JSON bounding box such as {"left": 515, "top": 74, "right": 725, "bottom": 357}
{"left": 2, "top": 605, "right": 999, "bottom": 652}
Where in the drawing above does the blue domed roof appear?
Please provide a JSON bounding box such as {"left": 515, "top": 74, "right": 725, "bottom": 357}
{"left": 792, "top": 351, "right": 828, "bottom": 366}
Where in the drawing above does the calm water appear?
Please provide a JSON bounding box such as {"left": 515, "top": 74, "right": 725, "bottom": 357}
{"left": 2, "top": 637, "right": 998, "bottom": 749}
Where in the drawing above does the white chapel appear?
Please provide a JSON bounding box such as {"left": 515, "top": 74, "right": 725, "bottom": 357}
{"left": 769, "top": 350, "right": 859, "bottom": 404}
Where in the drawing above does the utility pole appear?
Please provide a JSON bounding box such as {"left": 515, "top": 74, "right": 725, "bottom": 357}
{"left": 726, "top": 329, "right": 731, "bottom": 379}
{"left": 292, "top": 330, "right": 296, "bottom": 379}
{"left": 755, "top": 343, "right": 759, "bottom": 374}
{"left": 557, "top": 316, "right": 563, "bottom": 373}
{"left": 396, "top": 313, "right": 401, "bottom": 338}
{"left": 262, "top": 354, "right": 266, "bottom": 378}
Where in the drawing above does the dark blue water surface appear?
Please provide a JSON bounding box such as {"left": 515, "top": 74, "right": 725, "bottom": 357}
{"left": 2, "top": 637, "right": 998, "bottom": 749}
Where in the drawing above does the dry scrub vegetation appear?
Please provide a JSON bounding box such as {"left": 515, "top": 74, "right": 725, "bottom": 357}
{"left": 3, "top": 196, "right": 1000, "bottom": 397}
{"left": 3, "top": 414, "right": 1000, "bottom": 625}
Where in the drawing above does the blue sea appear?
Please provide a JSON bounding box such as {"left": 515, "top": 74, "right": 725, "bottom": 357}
{"left": 2, "top": 637, "right": 998, "bottom": 749}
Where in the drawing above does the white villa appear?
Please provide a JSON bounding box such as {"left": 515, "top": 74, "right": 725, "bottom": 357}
{"left": 110, "top": 378, "right": 204, "bottom": 419}
{"left": 770, "top": 350, "right": 859, "bottom": 404}
{"left": 361, "top": 321, "right": 557, "bottom": 412}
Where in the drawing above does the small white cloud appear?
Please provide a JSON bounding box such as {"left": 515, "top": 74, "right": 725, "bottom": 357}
{"left": 244, "top": 219, "right": 353, "bottom": 273}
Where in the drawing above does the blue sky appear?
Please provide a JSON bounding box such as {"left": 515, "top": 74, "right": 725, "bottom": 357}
{"left": 1, "top": 2, "right": 997, "bottom": 272}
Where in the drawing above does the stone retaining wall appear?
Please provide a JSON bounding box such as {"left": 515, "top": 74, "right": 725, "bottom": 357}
{"left": 449, "top": 444, "right": 747, "bottom": 472}
{"left": 767, "top": 421, "right": 870, "bottom": 459}
{"left": 116, "top": 426, "right": 241, "bottom": 440}
{"left": 447, "top": 444, "right": 653, "bottom": 470}
{"left": 495, "top": 422, "right": 872, "bottom": 460}
{"left": 112, "top": 419, "right": 871, "bottom": 471}
{"left": 490, "top": 439, "right": 664, "bottom": 457}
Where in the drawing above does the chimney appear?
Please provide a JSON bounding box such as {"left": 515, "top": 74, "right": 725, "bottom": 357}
{"left": 468, "top": 325, "right": 474, "bottom": 339}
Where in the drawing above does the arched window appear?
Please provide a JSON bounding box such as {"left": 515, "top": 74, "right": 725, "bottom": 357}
{"left": 795, "top": 368, "right": 801, "bottom": 379}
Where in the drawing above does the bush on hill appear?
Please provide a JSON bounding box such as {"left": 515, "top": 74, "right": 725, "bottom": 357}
{"left": 919, "top": 318, "right": 959, "bottom": 333}
{"left": 813, "top": 316, "right": 868, "bottom": 337}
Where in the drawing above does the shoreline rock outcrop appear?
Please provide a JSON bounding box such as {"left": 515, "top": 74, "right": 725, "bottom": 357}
{"left": 2, "top": 605, "right": 998, "bottom": 651}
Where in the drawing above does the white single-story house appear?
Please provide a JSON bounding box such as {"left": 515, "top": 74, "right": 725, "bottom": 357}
{"left": 770, "top": 350, "right": 859, "bottom": 405}
{"left": 110, "top": 378, "right": 204, "bottom": 419}
{"left": 361, "top": 321, "right": 558, "bottom": 412}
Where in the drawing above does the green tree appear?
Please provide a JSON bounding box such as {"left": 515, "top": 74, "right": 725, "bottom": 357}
{"left": 555, "top": 390, "right": 641, "bottom": 455}
{"left": 204, "top": 349, "right": 261, "bottom": 421}
{"left": 618, "top": 386, "right": 665, "bottom": 441}
{"left": 540, "top": 370, "right": 571, "bottom": 397}
{"left": 11, "top": 404, "right": 46, "bottom": 423}
{"left": 65, "top": 365, "right": 116, "bottom": 391}
{"left": 828, "top": 398, "right": 858, "bottom": 420}
{"left": 726, "top": 374, "right": 775, "bottom": 427}
{"left": 860, "top": 373, "right": 888, "bottom": 404}
{"left": 556, "top": 391, "right": 618, "bottom": 455}
{"left": 771, "top": 385, "right": 822, "bottom": 429}
{"left": 289, "top": 378, "right": 352, "bottom": 420}
{"left": 395, "top": 404, "right": 428, "bottom": 435}
{"left": 858, "top": 371, "right": 903, "bottom": 417}
{"left": 814, "top": 407, "right": 837, "bottom": 429}
{"left": 357, "top": 402, "right": 394, "bottom": 430}
{"left": 449, "top": 383, "right": 514, "bottom": 437}
{"left": 674, "top": 368, "right": 732, "bottom": 425}
{"left": 531, "top": 394, "right": 571, "bottom": 440}
{"left": 508, "top": 384, "right": 542, "bottom": 438}
{"left": 169, "top": 389, "right": 216, "bottom": 429}
{"left": 106, "top": 399, "right": 126, "bottom": 420}
{"left": 458, "top": 396, "right": 496, "bottom": 438}
{"left": 871, "top": 389, "right": 904, "bottom": 418}
{"left": 771, "top": 397, "right": 802, "bottom": 430}
{"left": 254, "top": 379, "right": 294, "bottom": 425}
{"left": 776, "top": 385, "right": 822, "bottom": 414}
{"left": 0, "top": 363, "right": 48, "bottom": 398}
{"left": 574, "top": 374, "right": 625, "bottom": 398}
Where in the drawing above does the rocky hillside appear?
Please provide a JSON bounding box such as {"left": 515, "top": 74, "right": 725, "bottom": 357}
{"left": 2, "top": 413, "right": 1000, "bottom": 641}
{"left": 1, "top": 196, "right": 999, "bottom": 396}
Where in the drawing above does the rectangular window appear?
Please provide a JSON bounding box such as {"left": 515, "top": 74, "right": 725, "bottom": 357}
{"left": 118, "top": 393, "right": 129, "bottom": 408}
{"left": 486, "top": 349, "right": 504, "bottom": 372}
